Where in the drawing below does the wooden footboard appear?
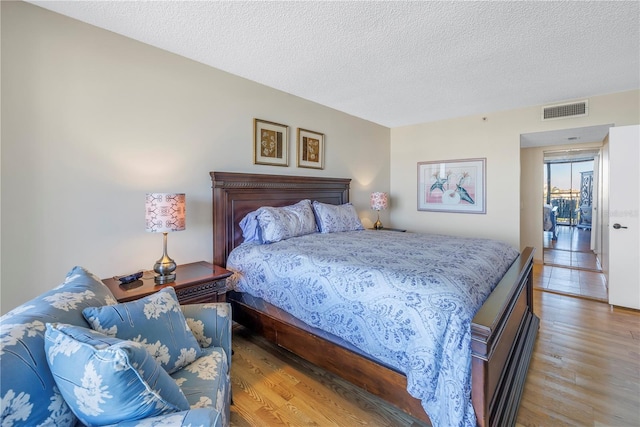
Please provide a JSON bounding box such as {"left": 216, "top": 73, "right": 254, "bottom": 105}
{"left": 211, "top": 171, "right": 539, "bottom": 426}
{"left": 470, "top": 246, "right": 538, "bottom": 427}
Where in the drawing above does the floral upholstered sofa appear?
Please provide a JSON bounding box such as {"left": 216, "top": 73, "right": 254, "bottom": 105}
{"left": 0, "top": 266, "right": 231, "bottom": 427}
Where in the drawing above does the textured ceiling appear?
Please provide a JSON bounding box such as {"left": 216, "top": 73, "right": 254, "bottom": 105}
{"left": 28, "top": 1, "right": 640, "bottom": 128}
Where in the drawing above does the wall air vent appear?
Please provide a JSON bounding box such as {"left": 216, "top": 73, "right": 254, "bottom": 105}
{"left": 541, "top": 100, "right": 588, "bottom": 121}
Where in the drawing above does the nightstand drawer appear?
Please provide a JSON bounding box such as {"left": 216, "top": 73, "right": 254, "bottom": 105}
{"left": 175, "top": 278, "right": 229, "bottom": 303}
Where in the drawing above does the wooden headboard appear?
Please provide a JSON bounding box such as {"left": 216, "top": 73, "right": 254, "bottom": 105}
{"left": 210, "top": 172, "right": 351, "bottom": 266}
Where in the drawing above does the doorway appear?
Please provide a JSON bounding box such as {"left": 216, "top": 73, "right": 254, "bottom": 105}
{"left": 520, "top": 124, "right": 612, "bottom": 302}
{"left": 542, "top": 153, "right": 600, "bottom": 271}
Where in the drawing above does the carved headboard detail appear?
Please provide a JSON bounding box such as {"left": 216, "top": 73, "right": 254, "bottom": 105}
{"left": 210, "top": 172, "right": 351, "bottom": 266}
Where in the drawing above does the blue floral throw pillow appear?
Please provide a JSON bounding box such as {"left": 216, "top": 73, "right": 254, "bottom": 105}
{"left": 44, "top": 323, "right": 190, "bottom": 426}
{"left": 82, "top": 287, "right": 202, "bottom": 374}
{"left": 0, "top": 266, "right": 117, "bottom": 427}
{"left": 312, "top": 201, "right": 365, "bottom": 233}
{"left": 256, "top": 199, "right": 318, "bottom": 243}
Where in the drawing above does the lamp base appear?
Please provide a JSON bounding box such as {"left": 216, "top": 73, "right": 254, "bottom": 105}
{"left": 154, "top": 272, "right": 176, "bottom": 284}
{"left": 153, "top": 232, "right": 177, "bottom": 285}
{"left": 373, "top": 211, "right": 384, "bottom": 229}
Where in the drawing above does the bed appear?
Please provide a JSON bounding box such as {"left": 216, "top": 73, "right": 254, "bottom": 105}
{"left": 210, "top": 171, "right": 539, "bottom": 427}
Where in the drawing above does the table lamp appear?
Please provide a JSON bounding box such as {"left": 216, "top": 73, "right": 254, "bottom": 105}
{"left": 145, "top": 193, "right": 186, "bottom": 284}
{"left": 370, "top": 192, "right": 388, "bottom": 230}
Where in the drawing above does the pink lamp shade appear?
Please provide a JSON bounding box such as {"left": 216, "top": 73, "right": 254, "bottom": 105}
{"left": 145, "top": 193, "right": 186, "bottom": 233}
{"left": 370, "top": 192, "right": 388, "bottom": 211}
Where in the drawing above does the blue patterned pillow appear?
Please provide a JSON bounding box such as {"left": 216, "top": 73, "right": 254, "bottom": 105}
{"left": 44, "top": 323, "right": 189, "bottom": 426}
{"left": 82, "top": 287, "right": 202, "bottom": 374}
{"left": 312, "top": 201, "right": 365, "bottom": 233}
{"left": 256, "top": 199, "right": 318, "bottom": 243}
{"left": 0, "top": 266, "right": 117, "bottom": 427}
{"left": 239, "top": 209, "right": 263, "bottom": 243}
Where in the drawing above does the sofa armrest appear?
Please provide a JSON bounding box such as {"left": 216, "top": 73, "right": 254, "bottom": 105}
{"left": 113, "top": 408, "right": 223, "bottom": 427}
{"left": 182, "top": 303, "right": 232, "bottom": 366}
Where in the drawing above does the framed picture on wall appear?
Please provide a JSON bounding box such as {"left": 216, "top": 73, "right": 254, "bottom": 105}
{"left": 254, "top": 119, "right": 288, "bottom": 166}
{"left": 417, "top": 158, "right": 486, "bottom": 214}
{"left": 297, "top": 128, "right": 324, "bottom": 169}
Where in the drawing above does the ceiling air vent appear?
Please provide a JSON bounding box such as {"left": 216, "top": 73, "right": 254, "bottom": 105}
{"left": 541, "top": 100, "right": 588, "bottom": 121}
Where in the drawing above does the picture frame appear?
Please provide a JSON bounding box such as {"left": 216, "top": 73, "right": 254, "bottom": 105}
{"left": 297, "top": 128, "right": 324, "bottom": 169}
{"left": 254, "top": 119, "right": 288, "bottom": 166}
{"left": 417, "top": 158, "right": 486, "bottom": 214}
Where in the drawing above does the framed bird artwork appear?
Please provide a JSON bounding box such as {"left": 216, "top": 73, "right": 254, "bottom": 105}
{"left": 417, "top": 158, "right": 486, "bottom": 214}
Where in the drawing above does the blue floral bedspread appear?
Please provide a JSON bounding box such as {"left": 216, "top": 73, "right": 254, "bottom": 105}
{"left": 227, "top": 230, "right": 518, "bottom": 427}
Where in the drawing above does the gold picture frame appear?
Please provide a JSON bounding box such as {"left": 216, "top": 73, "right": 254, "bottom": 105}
{"left": 297, "top": 128, "right": 324, "bottom": 169}
{"left": 254, "top": 119, "right": 288, "bottom": 166}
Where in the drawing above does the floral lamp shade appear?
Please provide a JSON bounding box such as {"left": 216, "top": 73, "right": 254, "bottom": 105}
{"left": 370, "top": 192, "right": 388, "bottom": 211}
{"left": 145, "top": 193, "right": 185, "bottom": 284}
{"left": 145, "top": 193, "right": 186, "bottom": 233}
{"left": 370, "top": 192, "right": 388, "bottom": 230}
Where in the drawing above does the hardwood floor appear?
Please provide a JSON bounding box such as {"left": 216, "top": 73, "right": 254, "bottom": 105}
{"left": 543, "top": 225, "right": 601, "bottom": 272}
{"left": 517, "top": 292, "right": 640, "bottom": 427}
{"left": 230, "top": 325, "right": 427, "bottom": 427}
{"left": 542, "top": 225, "right": 607, "bottom": 301}
{"left": 229, "top": 291, "right": 640, "bottom": 426}
{"left": 545, "top": 225, "right": 593, "bottom": 252}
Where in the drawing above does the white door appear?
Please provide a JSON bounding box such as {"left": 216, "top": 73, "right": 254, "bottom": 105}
{"left": 608, "top": 125, "right": 640, "bottom": 309}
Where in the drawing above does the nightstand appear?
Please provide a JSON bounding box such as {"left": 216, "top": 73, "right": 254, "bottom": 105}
{"left": 369, "top": 227, "right": 407, "bottom": 232}
{"left": 103, "top": 261, "right": 233, "bottom": 304}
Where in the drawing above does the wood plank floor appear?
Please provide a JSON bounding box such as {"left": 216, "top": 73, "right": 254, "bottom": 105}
{"left": 517, "top": 292, "right": 640, "bottom": 426}
{"left": 544, "top": 225, "right": 593, "bottom": 253}
{"left": 543, "top": 225, "right": 601, "bottom": 272}
{"left": 230, "top": 291, "right": 640, "bottom": 426}
{"left": 542, "top": 224, "right": 607, "bottom": 301}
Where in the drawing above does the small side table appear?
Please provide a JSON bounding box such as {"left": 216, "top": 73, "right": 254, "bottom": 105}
{"left": 369, "top": 227, "right": 407, "bottom": 232}
{"left": 103, "top": 261, "right": 233, "bottom": 304}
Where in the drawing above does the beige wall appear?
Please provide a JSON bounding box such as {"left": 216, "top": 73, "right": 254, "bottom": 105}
{"left": 0, "top": 2, "right": 390, "bottom": 313}
{"left": 390, "top": 113, "right": 523, "bottom": 247}
{"left": 391, "top": 90, "right": 640, "bottom": 255}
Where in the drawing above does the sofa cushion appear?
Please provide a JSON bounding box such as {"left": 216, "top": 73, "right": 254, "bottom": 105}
{"left": 0, "top": 266, "right": 117, "bottom": 427}
{"left": 182, "top": 303, "right": 232, "bottom": 357}
{"left": 171, "top": 346, "right": 230, "bottom": 427}
{"left": 82, "top": 287, "right": 202, "bottom": 374}
{"left": 44, "top": 323, "right": 189, "bottom": 426}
